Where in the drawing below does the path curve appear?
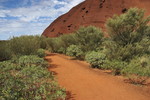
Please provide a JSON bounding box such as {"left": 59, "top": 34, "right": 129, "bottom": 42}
{"left": 45, "top": 53, "right": 150, "bottom": 100}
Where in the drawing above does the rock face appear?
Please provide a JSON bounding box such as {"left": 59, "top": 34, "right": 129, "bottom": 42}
{"left": 42, "top": 0, "right": 150, "bottom": 37}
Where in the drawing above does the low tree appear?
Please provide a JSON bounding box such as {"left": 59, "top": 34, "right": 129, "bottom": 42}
{"left": 75, "top": 26, "right": 104, "bottom": 51}
{"left": 106, "top": 8, "right": 150, "bottom": 46}
{"left": 105, "top": 8, "right": 150, "bottom": 61}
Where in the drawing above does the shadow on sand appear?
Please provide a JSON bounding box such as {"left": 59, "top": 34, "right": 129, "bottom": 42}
{"left": 66, "top": 91, "right": 76, "bottom": 100}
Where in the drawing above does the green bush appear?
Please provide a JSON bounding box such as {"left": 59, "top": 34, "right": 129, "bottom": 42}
{"left": 9, "top": 36, "right": 40, "bottom": 55}
{"left": 112, "top": 44, "right": 143, "bottom": 61}
{"left": 102, "top": 36, "right": 149, "bottom": 61}
{"left": 0, "top": 41, "right": 12, "bottom": 61}
{"left": 0, "top": 61, "right": 66, "bottom": 100}
{"left": 85, "top": 51, "right": 107, "bottom": 68}
{"left": 37, "top": 49, "right": 46, "bottom": 58}
{"left": 43, "top": 26, "right": 104, "bottom": 53}
{"left": 105, "top": 8, "right": 150, "bottom": 61}
{"left": 122, "top": 56, "right": 150, "bottom": 76}
{"left": 122, "top": 56, "right": 150, "bottom": 84}
{"left": 57, "top": 47, "right": 66, "bottom": 54}
{"left": 138, "top": 36, "right": 150, "bottom": 55}
{"left": 60, "top": 34, "right": 77, "bottom": 48}
{"left": 106, "top": 8, "right": 150, "bottom": 46}
{"left": 103, "top": 60, "right": 127, "bottom": 75}
{"left": 75, "top": 26, "right": 104, "bottom": 51}
{"left": 39, "top": 36, "right": 48, "bottom": 49}
{"left": 46, "top": 38, "right": 63, "bottom": 53}
{"left": 18, "top": 55, "right": 48, "bottom": 68}
{"left": 66, "top": 45, "right": 83, "bottom": 58}
{"left": 52, "top": 34, "right": 78, "bottom": 53}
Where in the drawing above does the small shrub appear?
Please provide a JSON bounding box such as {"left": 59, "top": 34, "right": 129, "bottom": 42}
{"left": 39, "top": 36, "right": 48, "bottom": 49}
{"left": 47, "top": 38, "right": 63, "bottom": 53}
{"left": 60, "top": 34, "right": 77, "bottom": 49}
{"left": 103, "top": 60, "right": 127, "bottom": 75}
{"left": 75, "top": 26, "right": 104, "bottom": 52}
{"left": 0, "top": 61, "right": 22, "bottom": 72}
{"left": 106, "top": 8, "right": 150, "bottom": 46}
{"left": 37, "top": 49, "right": 46, "bottom": 58}
{"left": 45, "top": 38, "right": 63, "bottom": 53}
{"left": 0, "top": 42, "right": 12, "bottom": 61}
{"left": 102, "top": 39, "right": 147, "bottom": 61}
{"left": 0, "top": 62, "right": 66, "bottom": 100}
{"left": 18, "top": 55, "right": 48, "bottom": 68}
{"left": 9, "top": 36, "right": 40, "bottom": 55}
{"left": 66, "top": 45, "right": 84, "bottom": 58}
{"left": 57, "top": 47, "right": 66, "bottom": 54}
{"left": 85, "top": 51, "right": 107, "bottom": 68}
{"left": 122, "top": 56, "right": 150, "bottom": 84}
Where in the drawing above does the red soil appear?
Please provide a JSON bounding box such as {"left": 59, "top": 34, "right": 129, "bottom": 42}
{"left": 42, "top": 0, "right": 150, "bottom": 37}
{"left": 46, "top": 53, "right": 150, "bottom": 100}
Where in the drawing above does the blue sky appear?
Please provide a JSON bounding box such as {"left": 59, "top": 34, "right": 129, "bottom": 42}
{"left": 0, "top": 0, "right": 84, "bottom": 40}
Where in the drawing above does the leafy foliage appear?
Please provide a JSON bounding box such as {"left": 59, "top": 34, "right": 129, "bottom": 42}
{"left": 37, "top": 48, "right": 46, "bottom": 58}
{"left": 121, "top": 56, "right": 150, "bottom": 84}
{"left": 85, "top": 51, "right": 107, "bottom": 68}
{"left": 18, "top": 55, "right": 48, "bottom": 68}
{"left": 9, "top": 35, "right": 40, "bottom": 55}
{"left": 104, "top": 8, "right": 150, "bottom": 61}
{"left": 103, "top": 60, "right": 127, "bottom": 75}
{"left": 59, "top": 34, "right": 77, "bottom": 49}
{"left": 66, "top": 45, "right": 83, "bottom": 58}
{"left": 106, "top": 8, "right": 150, "bottom": 46}
{"left": 0, "top": 41, "right": 12, "bottom": 61}
{"left": 75, "top": 26, "right": 104, "bottom": 52}
{"left": 102, "top": 40, "right": 146, "bottom": 61}
{"left": 57, "top": 47, "right": 66, "bottom": 54}
{"left": 122, "top": 56, "right": 150, "bottom": 77}
{"left": 0, "top": 56, "right": 66, "bottom": 100}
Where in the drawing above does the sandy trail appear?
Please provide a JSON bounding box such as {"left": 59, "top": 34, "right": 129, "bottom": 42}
{"left": 45, "top": 53, "right": 150, "bottom": 100}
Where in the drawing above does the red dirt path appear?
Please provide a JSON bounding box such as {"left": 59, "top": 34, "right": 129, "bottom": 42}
{"left": 45, "top": 53, "right": 150, "bottom": 100}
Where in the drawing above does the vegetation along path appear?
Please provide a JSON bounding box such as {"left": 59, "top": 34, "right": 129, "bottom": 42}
{"left": 45, "top": 53, "right": 150, "bottom": 100}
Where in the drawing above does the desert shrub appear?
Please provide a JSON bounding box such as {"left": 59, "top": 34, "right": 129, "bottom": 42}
{"left": 0, "top": 61, "right": 22, "bottom": 72}
{"left": 111, "top": 44, "right": 144, "bottom": 61}
{"left": 75, "top": 26, "right": 104, "bottom": 51}
{"left": 9, "top": 35, "right": 40, "bottom": 55}
{"left": 44, "top": 26, "right": 104, "bottom": 53}
{"left": 18, "top": 55, "right": 48, "bottom": 68}
{"left": 57, "top": 47, "right": 66, "bottom": 54}
{"left": 138, "top": 36, "right": 150, "bottom": 55}
{"left": 59, "top": 34, "right": 77, "bottom": 48}
{"left": 44, "top": 34, "right": 77, "bottom": 53}
{"left": 106, "top": 8, "right": 150, "bottom": 46}
{"left": 38, "top": 36, "right": 48, "bottom": 49}
{"left": 37, "top": 49, "right": 46, "bottom": 58}
{"left": 85, "top": 51, "right": 107, "bottom": 68}
{"left": 102, "top": 35, "right": 149, "bottom": 61}
{"left": 46, "top": 38, "right": 63, "bottom": 53}
{"left": 66, "top": 45, "right": 83, "bottom": 58}
{"left": 122, "top": 56, "right": 150, "bottom": 84}
{"left": 43, "top": 38, "right": 55, "bottom": 52}
{"left": 116, "top": 39, "right": 150, "bottom": 61}
{"left": 102, "top": 40, "right": 121, "bottom": 60}
{"left": 0, "top": 61, "right": 66, "bottom": 100}
{"left": 105, "top": 8, "right": 150, "bottom": 62}
{"left": 102, "top": 60, "right": 127, "bottom": 75}
{"left": 0, "top": 41, "right": 12, "bottom": 61}
{"left": 50, "top": 38, "right": 61, "bottom": 52}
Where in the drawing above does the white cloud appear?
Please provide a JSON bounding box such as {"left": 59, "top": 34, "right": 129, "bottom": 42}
{"left": 0, "top": 0, "right": 85, "bottom": 40}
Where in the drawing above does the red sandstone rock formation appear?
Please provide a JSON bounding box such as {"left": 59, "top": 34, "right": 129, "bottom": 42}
{"left": 42, "top": 0, "right": 150, "bottom": 37}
